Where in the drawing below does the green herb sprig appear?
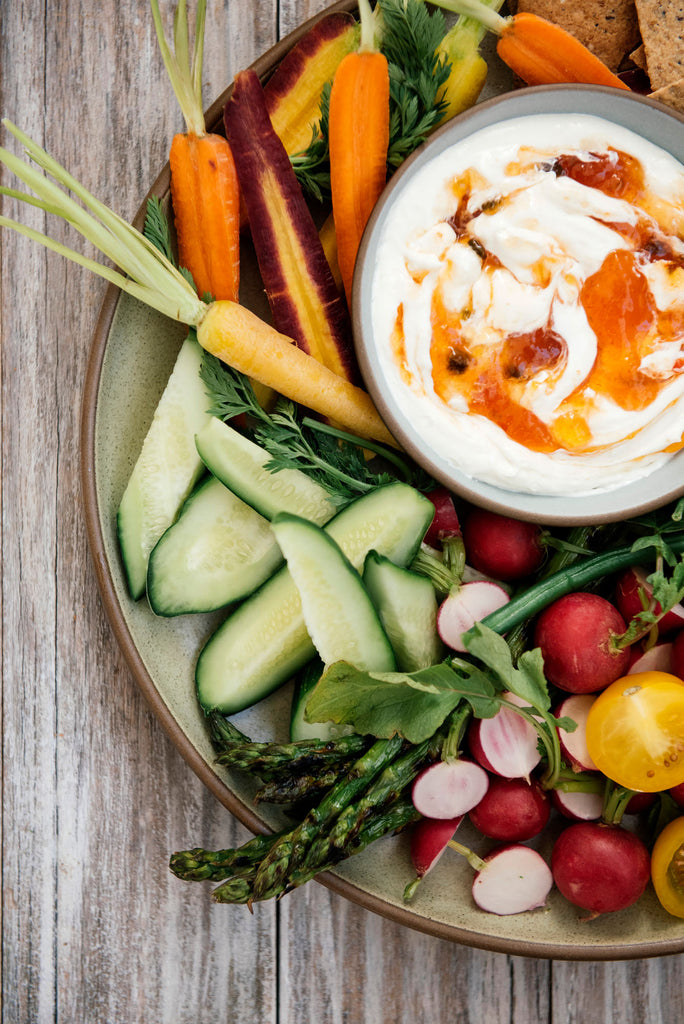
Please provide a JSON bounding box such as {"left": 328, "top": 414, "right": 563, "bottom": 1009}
{"left": 199, "top": 351, "right": 431, "bottom": 503}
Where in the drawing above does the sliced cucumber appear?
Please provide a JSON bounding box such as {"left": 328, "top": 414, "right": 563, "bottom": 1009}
{"left": 195, "top": 415, "right": 338, "bottom": 524}
{"left": 290, "top": 659, "right": 353, "bottom": 742}
{"left": 363, "top": 551, "right": 444, "bottom": 671}
{"left": 271, "top": 514, "right": 395, "bottom": 672}
{"left": 117, "top": 333, "right": 212, "bottom": 599}
{"left": 196, "top": 481, "right": 433, "bottom": 714}
{"left": 146, "top": 476, "right": 283, "bottom": 616}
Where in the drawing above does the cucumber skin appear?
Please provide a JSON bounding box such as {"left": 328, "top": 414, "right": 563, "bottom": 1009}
{"left": 146, "top": 476, "right": 283, "bottom": 617}
{"left": 363, "top": 551, "right": 444, "bottom": 672}
{"left": 117, "top": 334, "right": 212, "bottom": 600}
{"left": 196, "top": 482, "right": 434, "bottom": 714}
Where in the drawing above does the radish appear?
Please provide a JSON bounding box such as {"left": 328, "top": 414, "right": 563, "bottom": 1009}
{"left": 468, "top": 697, "right": 541, "bottom": 780}
{"left": 554, "top": 694, "right": 598, "bottom": 771}
{"left": 671, "top": 631, "right": 684, "bottom": 680}
{"left": 623, "top": 791, "right": 657, "bottom": 815}
{"left": 437, "top": 580, "right": 509, "bottom": 652}
{"left": 411, "top": 759, "right": 489, "bottom": 819}
{"left": 628, "top": 640, "right": 674, "bottom": 675}
{"left": 403, "top": 815, "right": 464, "bottom": 901}
{"left": 469, "top": 777, "right": 550, "bottom": 841}
{"left": 462, "top": 507, "right": 545, "bottom": 582}
{"left": 423, "top": 487, "right": 461, "bottom": 548}
{"left": 670, "top": 781, "right": 684, "bottom": 808}
{"left": 615, "top": 566, "right": 684, "bottom": 636}
{"left": 533, "top": 592, "right": 631, "bottom": 693}
{"left": 551, "top": 821, "right": 651, "bottom": 915}
{"left": 552, "top": 786, "right": 604, "bottom": 821}
{"left": 470, "top": 845, "right": 553, "bottom": 915}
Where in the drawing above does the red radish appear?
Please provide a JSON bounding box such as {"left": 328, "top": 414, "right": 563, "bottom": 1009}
{"left": 423, "top": 487, "right": 460, "bottom": 548}
{"left": 533, "top": 592, "right": 631, "bottom": 693}
{"left": 551, "top": 822, "right": 651, "bottom": 915}
{"left": 552, "top": 786, "right": 604, "bottom": 821}
{"left": 462, "top": 507, "right": 545, "bottom": 582}
{"left": 670, "top": 781, "right": 684, "bottom": 808}
{"left": 628, "top": 641, "right": 674, "bottom": 675}
{"left": 671, "top": 631, "right": 684, "bottom": 680}
{"left": 469, "top": 777, "right": 550, "bottom": 841}
{"left": 554, "top": 694, "right": 598, "bottom": 771}
{"left": 404, "top": 816, "right": 463, "bottom": 902}
{"left": 468, "top": 696, "right": 541, "bottom": 779}
{"left": 623, "top": 791, "right": 657, "bottom": 815}
{"left": 411, "top": 759, "right": 489, "bottom": 819}
{"left": 615, "top": 566, "right": 684, "bottom": 636}
{"left": 437, "top": 581, "right": 509, "bottom": 652}
{"left": 471, "top": 845, "right": 553, "bottom": 915}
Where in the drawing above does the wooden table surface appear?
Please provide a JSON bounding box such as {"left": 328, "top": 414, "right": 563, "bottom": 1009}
{"left": 1, "top": 1, "right": 683, "bottom": 1021}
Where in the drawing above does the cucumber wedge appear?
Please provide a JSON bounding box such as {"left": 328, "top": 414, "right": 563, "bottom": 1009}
{"left": 146, "top": 476, "right": 283, "bottom": 616}
{"left": 290, "top": 659, "right": 353, "bottom": 742}
{"left": 117, "top": 333, "right": 212, "bottom": 599}
{"left": 195, "top": 415, "right": 338, "bottom": 524}
{"left": 196, "top": 481, "right": 433, "bottom": 714}
{"left": 363, "top": 551, "right": 444, "bottom": 671}
{"left": 271, "top": 515, "right": 395, "bottom": 672}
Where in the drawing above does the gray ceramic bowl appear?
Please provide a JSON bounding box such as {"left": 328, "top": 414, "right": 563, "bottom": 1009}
{"left": 354, "top": 85, "right": 684, "bottom": 525}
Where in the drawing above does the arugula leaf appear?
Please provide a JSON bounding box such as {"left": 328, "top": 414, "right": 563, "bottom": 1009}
{"left": 461, "top": 622, "right": 551, "bottom": 712}
{"left": 305, "top": 659, "right": 500, "bottom": 744}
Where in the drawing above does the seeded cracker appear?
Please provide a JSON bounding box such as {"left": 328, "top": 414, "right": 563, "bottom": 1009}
{"left": 635, "top": 0, "right": 684, "bottom": 88}
{"left": 650, "top": 75, "right": 684, "bottom": 111}
{"left": 515, "top": 0, "right": 641, "bottom": 71}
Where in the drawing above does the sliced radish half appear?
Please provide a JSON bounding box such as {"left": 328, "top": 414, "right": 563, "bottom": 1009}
{"left": 554, "top": 694, "right": 598, "bottom": 772}
{"left": 472, "top": 845, "right": 553, "bottom": 915}
{"left": 552, "top": 787, "right": 604, "bottom": 821}
{"left": 411, "top": 759, "right": 489, "bottom": 819}
{"left": 437, "top": 581, "right": 509, "bottom": 653}
{"left": 468, "top": 693, "right": 541, "bottom": 779}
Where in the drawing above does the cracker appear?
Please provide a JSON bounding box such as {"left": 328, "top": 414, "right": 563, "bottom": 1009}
{"left": 635, "top": 0, "right": 684, "bottom": 89}
{"left": 649, "top": 74, "right": 684, "bottom": 111}
{"left": 630, "top": 43, "right": 648, "bottom": 69}
{"left": 515, "top": 0, "right": 642, "bottom": 71}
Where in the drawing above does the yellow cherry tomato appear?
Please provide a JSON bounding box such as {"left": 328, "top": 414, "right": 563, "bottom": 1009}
{"left": 651, "top": 817, "right": 684, "bottom": 919}
{"left": 585, "top": 671, "right": 684, "bottom": 792}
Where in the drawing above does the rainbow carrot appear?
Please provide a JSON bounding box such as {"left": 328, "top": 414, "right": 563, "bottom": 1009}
{"left": 328, "top": 0, "right": 390, "bottom": 307}
{"left": 151, "top": 0, "right": 241, "bottom": 300}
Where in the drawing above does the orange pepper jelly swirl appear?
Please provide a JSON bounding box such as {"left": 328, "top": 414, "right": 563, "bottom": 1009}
{"left": 395, "top": 139, "right": 684, "bottom": 465}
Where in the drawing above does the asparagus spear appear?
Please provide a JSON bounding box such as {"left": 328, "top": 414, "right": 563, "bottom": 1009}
{"left": 206, "top": 710, "right": 252, "bottom": 751}
{"left": 250, "top": 735, "right": 405, "bottom": 901}
{"left": 214, "top": 733, "right": 371, "bottom": 778}
{"left": 253, "top": 768, "right": 347, "bottom": 805}
{"left": 170, "top": 830, "right": 283, "bottom": 882}
{"left": 211, "top": 796, "right": 419, "bottom": 904}
{"left": 300, "top": 735, "right": 437, "bottom": 874}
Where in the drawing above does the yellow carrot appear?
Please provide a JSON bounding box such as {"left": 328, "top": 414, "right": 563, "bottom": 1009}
{"left": 198, "top": 302, "right": 398, "bottom": 447}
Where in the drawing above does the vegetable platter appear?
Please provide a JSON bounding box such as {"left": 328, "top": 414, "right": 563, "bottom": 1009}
{"left": 57, "top": 0, "right": 684, "bottom": 959}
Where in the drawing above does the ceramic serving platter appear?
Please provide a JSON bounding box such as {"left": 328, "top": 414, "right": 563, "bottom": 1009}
{"left": 80, "top": 0, "right": 684, "bottom": 959}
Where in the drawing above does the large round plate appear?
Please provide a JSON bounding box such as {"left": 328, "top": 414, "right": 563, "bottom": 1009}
{"left": 81, "top": 1, "right": 684, "bottom": 959}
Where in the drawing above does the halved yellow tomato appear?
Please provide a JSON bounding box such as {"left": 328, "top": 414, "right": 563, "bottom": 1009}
{"left": 651, "top": 817, "right": 684, "bottom": 919}
{"left": 585, "top": 671, "right": 684, "bottom": 792}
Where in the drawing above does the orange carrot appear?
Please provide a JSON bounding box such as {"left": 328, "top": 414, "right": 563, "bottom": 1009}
{"left": 432, "top": 0, "right": 630, "bottom": 90}
{"left": 328, "top": 0, "right": 390, "bottom": 308}
{"left": 151, "top": 0, "right": 240, "bottom": 301}
{"left": 497, "top": 12, "right": 631, "bottom": 90}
